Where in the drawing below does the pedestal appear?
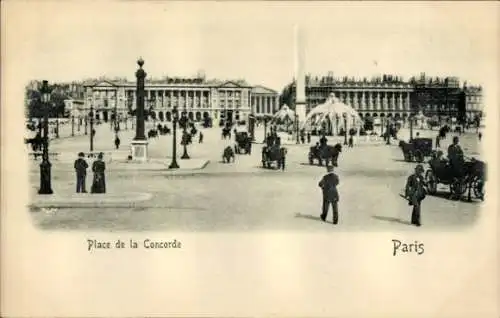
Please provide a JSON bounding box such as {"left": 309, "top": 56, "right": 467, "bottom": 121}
{"left": 130, "top": 140, "right": 149, "bottom": 162}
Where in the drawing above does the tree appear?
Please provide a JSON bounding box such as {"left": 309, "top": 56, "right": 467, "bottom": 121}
{"left": 279, "top": 82, "right": 295, "bottom": 110}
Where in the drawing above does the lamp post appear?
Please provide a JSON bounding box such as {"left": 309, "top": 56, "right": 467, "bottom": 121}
{"left": 343, "top": 113, "right": 348, "bottom": 145}
{"left": 295, "top": 112, "right": 300, "bottom": 144}
{"left": 386, "top": 118, "right": 391, "bottom": 145}
{"left": 71, "top": 115, "right": 75, "bottom": 136}
{"left": 409, "top": 113, "right": 414, "bottom": 142}
{"left": 181, "top": 111, "right": 190, "bottom": 159}
{"left": 55, "top": 116, "right": 59, "bottom": 138}
{"left": 84, "top": 116, "right": 88, "bottom": 135}
{"left": 38, "top": 80, "right": 53, "bottom": 195}
{"left": 89, "top": 103, "right": 94, "bottom": 152}
{"left": 168, "top": 106, "right": 180, "bottom": 169}
{"left": 335, "top": 114, "right": 339, "bottom": 135}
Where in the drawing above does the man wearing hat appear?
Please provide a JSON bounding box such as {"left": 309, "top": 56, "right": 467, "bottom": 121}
{"left": 447, "top": 136, "right": 464, "bottom": 179}
{"left": 405, "top": 164, "right": 427, "bottom": 226}
{"left": 74, "top": 152, "right": 89, "bottom": 193}
{"left": 318, "top": 165, "right": 340, "bottom": 224}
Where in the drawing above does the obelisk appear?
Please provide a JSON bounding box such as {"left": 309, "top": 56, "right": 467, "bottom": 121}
{"left": 294, "top": 25, "right": 307, "bottom": 127}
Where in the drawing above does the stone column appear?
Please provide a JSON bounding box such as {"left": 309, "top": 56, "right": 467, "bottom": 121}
{"left": 131, "top": 58, "right": 148, "bottom": 161}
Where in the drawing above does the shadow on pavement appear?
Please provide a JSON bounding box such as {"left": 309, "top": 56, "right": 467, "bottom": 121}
{"left": 429, "top": 191, "right": 483, "bottom": 204}
{"left": 372, "top": 215, "right": 412, "bottom": 225}
{"left": 295, "top": 212, "right": 324, "bottom": 223}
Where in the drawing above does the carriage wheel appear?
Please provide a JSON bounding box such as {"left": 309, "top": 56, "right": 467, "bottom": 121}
{"left": 414, "top": 150, "right": 424, "bottom": 163}
{"left": 425, "top": 170, "right": 437, "bottom": 195}
{"left": 472, "top": 177, "right": 485, "bottom": 200}
{"left": 451, "top": 178, "right": 467, "bottom": 196}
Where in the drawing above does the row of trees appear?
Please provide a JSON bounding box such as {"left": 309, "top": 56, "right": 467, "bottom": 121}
{"left": 25, "top": 88, "right": 68, "bottom": 119}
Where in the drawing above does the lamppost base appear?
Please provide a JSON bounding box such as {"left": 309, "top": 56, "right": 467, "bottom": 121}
{"left": 38, "top": 161, "right": 53, "bottom": 195}
{"left": 181, "top": 149, "right": 190, "bottom": 159}
{"left": 168, "top": 161, "right": 180, "bottom": 169}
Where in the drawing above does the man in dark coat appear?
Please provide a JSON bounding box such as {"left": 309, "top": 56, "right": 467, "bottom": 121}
{"left": 319, "top": 134, "right": 328, "bottom": 147}
{"left": 199, "top": 131, "right": 204, "bottom": 143}
{"left": 405, "top": 164, "right": 427, "bottom": 226}
{"left": 74, "top": 152, "right": 88, "bottom": 193}
{"left": 318, "top": 165, "right": 340, "bottom": 224}
{"left": 307, "top": 131, "right": 311, "bottom": 144}
{"left": 447, "top": 136, "right": 464, "bottom": 179}
{"left": 114, "top": 136, "right": 121, "bottom": 149}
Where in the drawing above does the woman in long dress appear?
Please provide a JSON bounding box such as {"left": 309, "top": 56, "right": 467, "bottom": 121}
{"left": 91, "top": 152, "right": 106, "bottom": 193}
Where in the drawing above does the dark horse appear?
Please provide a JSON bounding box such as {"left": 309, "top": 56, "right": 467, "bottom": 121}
{"left": 222, "top": 146, "right": 235, "bottom": 163}
{"left": 147, "top": 129, "right": 158, "bottom": 139}
{"left": 25, "top": 135, "right": 44, "bottom": 152}
{"left": 262, "top": 145, "right": 287, "bottom": 170}
{"left": 308, "top": 143, "right": 342, "bottom": 166}
{"left": 221, "top": 127, "right": 231, "bottom": 140}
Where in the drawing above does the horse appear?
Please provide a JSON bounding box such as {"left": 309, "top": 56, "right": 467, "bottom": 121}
{"left": 222, "top": 146, "right": 235, "bottom": 163}
{"left": 221, "top": 127, "right": 231, "bottom": 140}
{"left": 308, "top": 143, "right": 342, "bottom": 167}
{"left": 262, "top": 145, "right": 287, "bottom": 170}
{"left": 147, "top": 129, "right": 158, "bottom": 139}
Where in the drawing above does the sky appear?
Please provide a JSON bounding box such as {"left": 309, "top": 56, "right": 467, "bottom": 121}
{"left": 4, "top": 1, "right": 499, "bottom": 92}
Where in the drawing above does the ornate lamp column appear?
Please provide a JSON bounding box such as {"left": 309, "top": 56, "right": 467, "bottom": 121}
{"left": 38, "top": 80, "right": 53, "bottom": 195}
{"left": 168, "top": 106, "right": 180, "bottom": 169}
{"left": 130, "top": 58, "right": 149, "bottom": 161}
{"left": 181, "top": 111, "right": 190, "bottom": 159}
{"left": 71, "top": 115, "right": 75, "bottom": 136}
{"left": 89, "top": 103, "right": 94, "bottom": 152}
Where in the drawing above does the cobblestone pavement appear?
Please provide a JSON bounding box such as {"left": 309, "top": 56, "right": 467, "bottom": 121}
{"left": 28, "top": 123, "right": 484, "bottom": 232}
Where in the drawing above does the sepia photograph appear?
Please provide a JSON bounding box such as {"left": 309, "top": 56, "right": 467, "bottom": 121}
{"left": 2, "top": 1, "right": 498, "bottom": 317}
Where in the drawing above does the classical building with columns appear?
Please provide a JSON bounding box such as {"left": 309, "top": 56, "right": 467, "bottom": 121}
{"left": 300, "top": 74, "right": 413, "bottom": 120}
{"left": 281, "top": 73, "right": 484, "bottom": 122}
{"left": 82, "top": 77, "right": 258, "bottom": 124}
{"left": 250, "top": 85, "right": 279, "bottom": 115}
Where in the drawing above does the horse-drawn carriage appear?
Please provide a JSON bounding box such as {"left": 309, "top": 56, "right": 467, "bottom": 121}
{"left": 425, "top": 156, "right": 486, "bottom": 201}
{"left": 308, "top": 143, "right": 342, "bottom": 166}
{"left": 234, "top": 129, "right": 252, "bottom": 154}
{"left": 399, "top": 138, "right": 433, "bottom": 163}
{"left": 262, "top": 144, "right": 287, "bottom": 170}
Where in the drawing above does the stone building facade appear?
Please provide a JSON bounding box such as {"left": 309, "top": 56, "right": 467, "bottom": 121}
{"left": 82, "top": 78, "right": 257, "bottom": 123}
{"left": 250, "top": 85, "right": 279, "bottom": 115}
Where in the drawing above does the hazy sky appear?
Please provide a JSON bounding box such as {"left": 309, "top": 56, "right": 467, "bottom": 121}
{"left": 5, "top": 1, "right": 499, "bottom": 91}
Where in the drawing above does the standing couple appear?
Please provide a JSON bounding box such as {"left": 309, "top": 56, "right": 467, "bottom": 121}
{"left": 74, "top": 152, "right": 106, "bottom": 194}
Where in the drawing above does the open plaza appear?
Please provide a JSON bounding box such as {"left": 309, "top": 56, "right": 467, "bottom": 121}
{"left": 28, "top": 111, "right": 484, "bottom": 231}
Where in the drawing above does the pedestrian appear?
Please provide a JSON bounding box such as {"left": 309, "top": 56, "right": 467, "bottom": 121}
{"left": 199, "top": 131, "right": 204, "bottom": 143}
{"left": 307, "top": 131, "right": 311, "bottom": 144}
{"left": 318, "top": 165, "right": 340, "bottom": 224}
{"left": 91, "top": 152, "right": 106, "bottom": 194}
{"left": 74, "top": 152, "right": 88, "bottom": 193}
{"left": 435, "top": 135, "right": 441, "bottom": 149}
{"left": 114, "top": 136, "right": 121, "bottom": 149}
{"left": 447, "top": 136, "right": 464, "bottom": 177}
{"left": 404, "top": 164, "right": 427, "bottom": 226}
{"left": 348, "top": 135, "right": 354, "bottom": 148}
{"left": 478, "top": 132, "right": 482, "bottom": 141}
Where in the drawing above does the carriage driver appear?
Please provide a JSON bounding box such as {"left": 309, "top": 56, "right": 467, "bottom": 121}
{"left": 447, "top": 136, "right": 464, "bottom": 178}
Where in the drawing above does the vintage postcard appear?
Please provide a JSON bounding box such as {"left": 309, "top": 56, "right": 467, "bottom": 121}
{"left": 1, "top": 1, "right": 498, "bottom": 317}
